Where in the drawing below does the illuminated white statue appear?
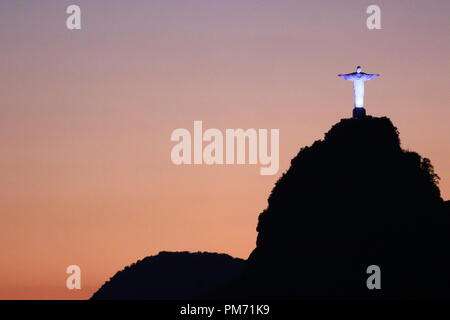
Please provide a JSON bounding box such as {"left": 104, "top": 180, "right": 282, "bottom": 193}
{"left": 338, "top": 66, "right": 380, "bottom": 118}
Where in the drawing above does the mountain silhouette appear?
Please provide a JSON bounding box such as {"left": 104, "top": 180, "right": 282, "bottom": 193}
{"left": 91, "top": 251, "right": 243, "bottom": 300}
{"left": 92, "top": 115, "right": 450, "bottom": 300}
{"left": 239, "top": 116, "right": 450, "bottom": 299}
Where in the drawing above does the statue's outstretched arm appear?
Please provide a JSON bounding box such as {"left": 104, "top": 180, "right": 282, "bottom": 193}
{"left": 338, "top": 73, "right": 356, "bottom": 80}
{"left": 363, "top": 74, "right": 380, "bottom": 80}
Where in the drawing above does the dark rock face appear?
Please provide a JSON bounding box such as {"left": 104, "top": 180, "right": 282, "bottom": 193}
{"left": 241, "top": 116, "right": 450, "bottom": 299}
{"left": 91, "top": 251, "right": 243, "bottom": 300}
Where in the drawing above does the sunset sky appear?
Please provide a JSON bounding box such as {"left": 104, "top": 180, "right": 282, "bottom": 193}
{"left": 1, "top": 0, "right": 449, "bottom": 299}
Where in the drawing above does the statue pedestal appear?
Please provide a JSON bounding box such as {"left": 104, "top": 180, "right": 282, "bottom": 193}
{"left": 353, "top": 107, "right": 366, "bottom": 119}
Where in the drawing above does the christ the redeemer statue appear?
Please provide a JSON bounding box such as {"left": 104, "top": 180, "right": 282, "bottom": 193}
{"left": 338, "top": 66, "right": 380, "bottom": 119}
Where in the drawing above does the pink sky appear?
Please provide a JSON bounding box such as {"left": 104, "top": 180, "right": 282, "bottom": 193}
{"left": 0, "top": 0, "right": 449, "bottom": 299}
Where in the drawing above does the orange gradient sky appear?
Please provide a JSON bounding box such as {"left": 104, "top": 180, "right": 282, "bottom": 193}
{"left": 0, "top": 0, "right": 449, "bottom": 299}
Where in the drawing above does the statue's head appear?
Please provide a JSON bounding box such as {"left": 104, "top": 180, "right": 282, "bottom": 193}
{"left": 356, "top": 66, "right": 362, "bottom": 73}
